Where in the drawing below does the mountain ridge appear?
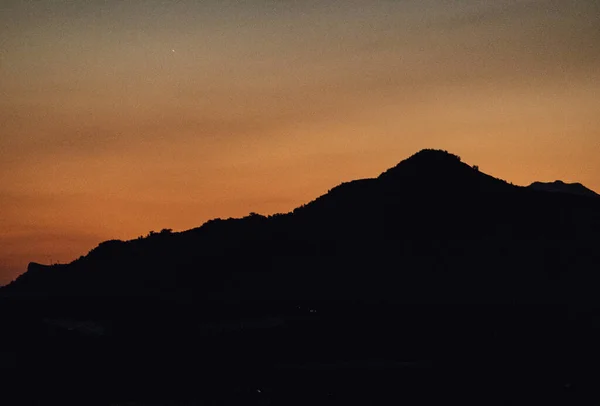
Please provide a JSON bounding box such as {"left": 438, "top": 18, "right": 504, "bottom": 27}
{"left": 3, "top": 149, "right": 600, "bottom": 305}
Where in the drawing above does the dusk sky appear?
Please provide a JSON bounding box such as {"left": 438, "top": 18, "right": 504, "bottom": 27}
{"left": 1, "top": 0, "right": 599, "bottom": 284}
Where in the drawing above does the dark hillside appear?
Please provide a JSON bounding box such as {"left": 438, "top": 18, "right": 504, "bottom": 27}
{"left": 2, "top": 149, "right": 600, "bottom": 404}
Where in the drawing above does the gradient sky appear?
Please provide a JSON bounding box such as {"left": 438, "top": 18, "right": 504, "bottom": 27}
{"left": 1, "top": 0, "right": 599, "bottom": 284}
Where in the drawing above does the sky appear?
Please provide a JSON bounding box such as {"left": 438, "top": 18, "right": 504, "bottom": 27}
{"left": 1, "top": 0, "right": 599, "bottom": 284}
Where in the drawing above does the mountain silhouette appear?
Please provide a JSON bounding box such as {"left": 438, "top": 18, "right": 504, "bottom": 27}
{"left": 529, "top": 180, "right": 599, "bottom": 198}
{"left": 3, "top": 148, "right": 600, "bottom": 405}
{"left": 4, "top": 148, "right": 600, "bottom": 304}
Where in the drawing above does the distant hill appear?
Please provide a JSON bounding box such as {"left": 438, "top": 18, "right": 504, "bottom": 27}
{"left": 529, "top": 180, "right": 599, "bottom": 198}
{"left": 4, "top": 149, "right": 600, "bottom": 304}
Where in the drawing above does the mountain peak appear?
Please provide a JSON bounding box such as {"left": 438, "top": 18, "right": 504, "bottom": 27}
{"left": 528, "top": 180, "right": 599, "bottom": 198}
{"left": 410, "top": 148, "right": 463, "bottom": 161}
{"left": 392, "top": 148, "right": 462, "bottom": 168}
{"left": 376, "top": 149, "right": 514, "bottom": 194}
{"left": 380, "top": 149, "right": 467, "bottom": 177}
{"left": 378, "top": 149, "right": 463, "bottom": 178}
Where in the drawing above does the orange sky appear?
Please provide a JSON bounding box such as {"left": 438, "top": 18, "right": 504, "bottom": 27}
{"left": 1, "top": 0, "right": 599, "bottom": 285}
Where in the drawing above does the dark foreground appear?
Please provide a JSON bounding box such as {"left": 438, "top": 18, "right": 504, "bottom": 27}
{"left": 1, "top": 297, "right": 600, "bottom": 405}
